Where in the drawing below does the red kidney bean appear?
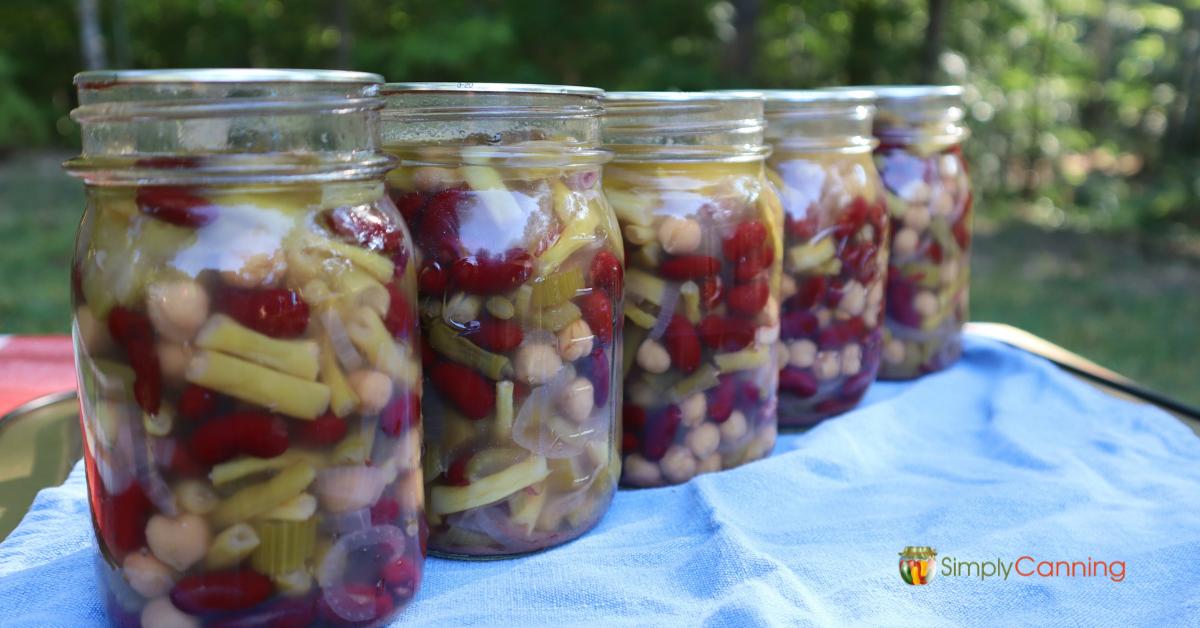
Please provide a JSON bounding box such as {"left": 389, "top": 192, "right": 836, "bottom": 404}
{"left": 430, "top": 362, "right": 495, "bottom": 420}
{"left": 388, "top": 189, "right": 427, "bottom": 228}
{"left": 780, "top": 310, "right": 819, "bottom": 341}
{"left": 170, "top": 569, "right": 274, "bottom": 614}
{"left": 786, "top": 212, "right": 819, "bottom": 240}
{"left": 700, "top": 275, "right": 723, "bottom": 309}
{"left": 589, "top": 249, "right": 624, "bottom": 297}
{"left": 726, "top": 280, "right": 769, "bottom": 316}
{"left": 178, "top": 385, "right": 218, "bottom": 421}
{"left": 190, "top": 411, "right": 289, "bottom": 466}
{"left": 450, "top": 249, "right": 534, "bottom": 295}
{"left": 733, "top": 244, "right": 774, "bottom": 283}
{"left": 833, "top": 196, "right": 870, "bottom": 239}
{"left": 697, "top": 315, "right": 756, "bottom": 351}
{"left": 578, "top": 290, "right": 613, "bottom": 345}
{"left": 370, "top": 497, "right": 401, "bottom": 526}
{"left": 818, "top": 318, "right": 865, "bottom": 350}
{"left": 470, "top": 316, "right": 524, "bottom": 352}
{"left": 417, "top": 188, "right": 464, "bottom": 262}
{"left": 707, "top": 376, "right": 738, "bottom": 423}
{"left": 107, "top": 307, "right": 162, "bottom": 414}
{"left": 418, "top": 260, "right": 448, "bottom": 295}
{"left": 216, "top": 287, "right": 310, "bottom": 338}
{"left": 722, "top": 220, "right": 767, "bottom": 260}
{"left": 383, "top": 283, "right": 414, "bottom": 339}
{"left": 380, "top": 391, "right": 419, "bottom": 437}
{"left": 583, "top": 348, "right": 610, "bottom": 406}
{"left": 659, "top": 255, "right": 721, "bottom": 281}
{"left": 323, "top": 205, "right": 405, "bottom": 254}
{"left": 792, "top": 276, "right": 827, "bottom": 310}
{"left": 640, "top": 405, "right": 681, "bottom": 461}
{"left": 135, "top": 186, "right": 216, "bottom": 227}
{"left": 444, "top": 453, "right": 472, "bottom": 487}
{"left": 662, "top": 315, "right": 701, "bottom": 374}
{"left": 101, "top": 483, "right": 151, "bottom": 556}
{"left": 382, "top": 557, "right": 420, "bottom": 591}
{"left": 295, "top": 412, "right": 349, "bottom": 446}
{"left": 210, "top": 596, "right": 317, "bottom": 628}
{"left": 779, "top": 368, "right": 818, "bottom": 398}
{"left": 885, "top": 275, "right": 922, "bottom": 328}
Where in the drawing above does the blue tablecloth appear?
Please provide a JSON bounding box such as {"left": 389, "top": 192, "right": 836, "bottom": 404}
{"left": 2, "top": 337, "right": 1198, "bottom": 626}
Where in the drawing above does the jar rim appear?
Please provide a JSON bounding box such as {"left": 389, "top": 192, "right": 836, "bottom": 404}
{"left": 830, "top": 84, "right": 962, "bottom": 104}
{"left": 604, "top": 91, "right": 762, "bottom": 104}
{"left": 382, "top": 82, "right": 603, "bottom": 97}
{"left": 714, "top": 89, "right": 877, "bottom": 106}
{"left": 74, "top": 68, "right": 383, "bottom": 86}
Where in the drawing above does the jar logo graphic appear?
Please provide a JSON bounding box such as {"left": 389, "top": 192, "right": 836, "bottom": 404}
{"left": 899, "top": 546, "right": 938, "bottom": 585}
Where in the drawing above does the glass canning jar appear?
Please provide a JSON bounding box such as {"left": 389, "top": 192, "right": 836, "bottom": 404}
{"left": 868, "top": 85, "right": 972, "bottom": 379}
{"left": 65, "top": 69, "right": 425, "bottom": 627}
{"left": 756, "top": 90, "right": 889, "bottom": 427}
{"left": 380, "top": 83, "right": 622, "bottom": 558}
{"left": 603, "top": 92, "right": 782, "bottom": 487}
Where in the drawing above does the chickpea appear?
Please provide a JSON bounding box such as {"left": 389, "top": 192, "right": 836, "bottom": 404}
{"left": 514, "top": 343, "right": 564, "bottom": 385}
{"left": 839, "top": 280, "right": 866, "bottom": 317}
{"left": 660, "top": 445, "right": 698, "bottom": 484}
{"left": 902, "top": 205, "right": 931, "bottom": 232}
{"left": 780, "top": 274, "right": 797, "bottom": 300}
{"left": 145, "top": 513, "right": 211, "bottom": 572}
{"left": 157, "top": 342, "right": 192, "bottom": 385}
{"left": 75, "top": 305, "right": 111, "bottom": 354}
{"left": 556, "top": 318, "right": 595, "bottom": 362}
{"left": 747, "top": 423, "right": 778, "bottom": 460}
{"left": 940, "top": 154, "right": 961, "bottom": 178}
{"left": 913, "top": 290, "right": 939, "bottom": 318}
{"left": 411, "top": 166, "right": 461, "bottom": 192}
{"left": 883, "top": 339, "right": 906, "bottom": 364}
{"left": 755, "top": 324, "right": 780, "bottom": 346}
{"left": 558, "top": 377, "right": 595, "bottom": 424}
{"left": 657, "top": 216, "right": 703, "bottom": 254}
{"left": 815, "top": 308, "right": 832, "bottom": 328}
{"left": 899, "top": 179, "right": 930, "bottom": 205}
{"left": 841, "top": 343, "right": 863, "bottom": 376}
{"left": 444, "top": 292, "right": 482, "bottom": 326}
{"left": 863, "top": 303, "right": 880, "bottom": 328}
{"left": 686, "top": 423, "right": 720, "bottom": 459}
{"left": 680, "top": 393, "right": 707, "bottom": 427}
{"left": 220, "top": 251, "right": 287, "bottom": 289}
{"left": 635, "top": 338, "right": 671, "bottom": 374}
{"left": 175, "top": 480, "right": 218, "bottom": 516}
{"left": 931, "top": 188, "right": 955, "bottom": 216}
{"left": 624, "top": 454, "right": 663, "bottom": 486}
{"left": 274, "top": 569, "right": 315, "bottom": 597}
{"left": 814, "top": 350, "right": 841, "bottom": 381}
{"left": 940, "top": 260, "right": 960, "bottom": 285}
{"left": 867, "top": 281, "right": 884, "bottom": 307}
{"left": 123, "top": 550, "right": 177, "bottom": 598}
{"left": 146, "top": 279, "right": 210, "bottom": 343}
{"left": 755, "top": 296, "right": 780, "bottom": 328}
{"left": 347, "top": 369, "right": 393, "bottom": 414}
{"left": 776, "top": 341, "right": 790, "bottom": 370}
{"left": 698, "top": 453, "right": 723, "bottom": 474}
{"left": 317, "top": 467, "right": 386, "bottom": 513}
{"left": 720, "top": 410, "right": 748, "bottom": 444}
{"left": 789, "top": 339, "right": 817, "bottom": 368}
{"left": 141, "top": 597, "right": 199, "bottom": 628}
{"left": 893, "top": 228, "right": 919, "bottom": 258}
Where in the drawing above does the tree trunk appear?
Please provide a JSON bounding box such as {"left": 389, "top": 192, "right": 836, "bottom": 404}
{"left": 846, "top": 0, "right": 880, "bottom": 84}
{"left": 722, "top": 0, "right": 759, "bottom": 83}
{"left": 77, "top": 0, "right": 108, "bottom": 70}
{"left": 333, "top": 0, "right": 352, "bottom": 70}
{"left": 918, "top": 0, "right": 947, "bottom": 83}
{"left": 1167, "top": 9, "right": 1200, "bottom": 156}
{"left": 1022, "top": 7, "right": 1057, "bottom": 199}
{"left": 111, "top": 0, "right": 130, "bottom": 68}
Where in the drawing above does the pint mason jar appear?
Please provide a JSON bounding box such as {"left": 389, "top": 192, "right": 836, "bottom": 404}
{"left": 65, "top": 70, "right": 425, "bottom": 627}
{"left": 380, "top": 83, "right": 622, "bottom": 558}
{"left": 758, "top": 90, "right": 889, "bottom": 427}
{"left": 603, "top": 92, "right": 782, "bottom": 488}
{"left": 869, "top": 86, "right": 971, "bottom": 379}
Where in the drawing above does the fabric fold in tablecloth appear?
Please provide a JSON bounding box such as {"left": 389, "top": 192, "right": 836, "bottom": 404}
{"left": 1, "top": 337, "right": 1198, "bottom": 626}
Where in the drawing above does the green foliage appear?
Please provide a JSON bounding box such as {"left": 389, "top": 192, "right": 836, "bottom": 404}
{"left": 0, "top": 0, "right": 1196, "bottom": 232}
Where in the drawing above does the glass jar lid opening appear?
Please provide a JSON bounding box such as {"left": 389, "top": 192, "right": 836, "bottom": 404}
{"left": 602, "top": 91, "right": 768, "bottom": 161}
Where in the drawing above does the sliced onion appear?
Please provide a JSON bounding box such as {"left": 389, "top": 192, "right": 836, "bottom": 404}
{"left": 318, "top": 525, "right": 406, "bottom": 621}
{"left": 328, "top": 508, "right": 372, "bottom": 534}
{"left": 512, "top": 366, "right": 585, "bottom": 459}
{"left": 321, "top": 308, "right": 364, "bottom": 371}
{"left": 149, "top": 437, "right": 175, "bottom": 469}
{"left": 448, "top": 504, "right": 532, "bottom": 546}
{"left": 125, "top": 413, "right": 178, "bottom": 517}
{"left": 647, "top": 283, "right": 681, "bottom": 341}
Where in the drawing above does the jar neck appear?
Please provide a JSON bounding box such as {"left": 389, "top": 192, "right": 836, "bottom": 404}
{"left": 66, "top": 71, "right": 391, "bottom": 185}
{"left": 870, "top": 86, "right": 968, "bottom": 149}
{"left": 765, "top": 104, "right": 876, "bottom": 154}
{"left": 603, "top": 93, "right": 769, "bottom": 163}
{"left": 380, "top": 84, "right": 606, "bottom": 167}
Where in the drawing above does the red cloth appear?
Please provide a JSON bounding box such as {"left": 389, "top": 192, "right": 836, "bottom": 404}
{"left": 0, "top": 336, "right": 77, "bottom": 416}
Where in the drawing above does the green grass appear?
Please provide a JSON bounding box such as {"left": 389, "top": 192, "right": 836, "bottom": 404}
{"left": 1, "top": 152, "right": 1196, "bottom": 406}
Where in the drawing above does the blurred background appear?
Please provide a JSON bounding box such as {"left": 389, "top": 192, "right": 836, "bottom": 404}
{"left": 0, "top": 0, "right": 1196, "bottom": 404}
